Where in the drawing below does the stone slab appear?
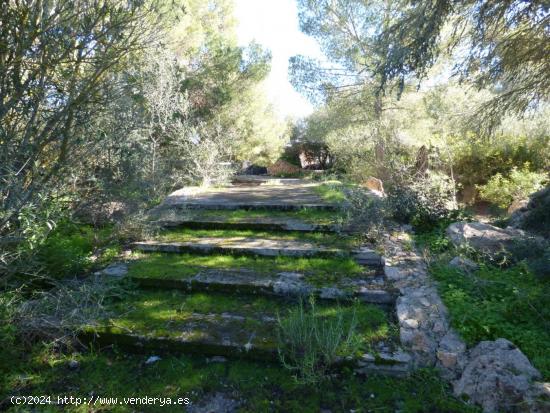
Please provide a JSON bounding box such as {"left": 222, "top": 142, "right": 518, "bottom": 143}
{"left": 160, "top": 181, "right": 337, "bottom": 211}
{"left": 133, "top": 238, "right": 383, "bottom": 267}
{"left": 130, "top": 268, "right": 398, "bottom": 305}
{"left": 156, "top": 217, "right": 337, "bottom": 233}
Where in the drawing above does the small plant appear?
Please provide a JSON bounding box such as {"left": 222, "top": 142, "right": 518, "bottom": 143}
{"left": 477, "top": 165, "right": 547, "bottom": 209}
{"left": 14, "top": 275, "right": 128, "bottom": 345}
{"left": 277, "top": 297, "right": 360, "bottom": 384}
{"left": 341, "top": 187, "right": 387, "bottom": 239}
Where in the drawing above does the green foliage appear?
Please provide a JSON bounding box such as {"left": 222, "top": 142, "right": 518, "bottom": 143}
{"left": 478, "top": 166, "right": 547, "bottom": 209}
{"left": 451, "top": 132, "right": 550, "bottom": 189}
{"left": 277, "top": 297, "right": 361, "bottom": 384}
{"left": 156, "top": 227, "right": 361, "bottom": 249}
{"left": 312, "top": 182, "right": 348, "bottom": 203}
{"left": 2, "top": 343, "right": 476, "bottom": 412}
{"left": 376, "top": 1, "right": 550, "bottom": 120}
{"left": 128, "top": 252, "right": 364, "bottom": 281}
{"left": 430, "top": 262, "right": 550, "bottom": 379}
{"left": 341, "top": 187, "right": 387, "bottom": 239}
{"left": 387, "top": 171, "right": 459, "bottom": 231}
{"left": 35, "top": 223, "right": 116, "bottom": 279}
{"left": 413, "top": 222, "right": 453, "bottom": 254}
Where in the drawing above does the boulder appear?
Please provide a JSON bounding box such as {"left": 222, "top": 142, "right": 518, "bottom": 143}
{"left": 509, "top": 186, "right": 550, "bottom": 237}
{"left": 267, "top": 159, "right": 302, "bottom": 176}
{"left": 361, "top": 177, "right": 385, "bottom": 196}
{"left": 507, "top": 198, "right": 528, "bottom": 215}
{"left": 454, "top": 338, "right": 541, "bottom": 412}
{"left": 446, "top": 221, "right": 527, "bottom": 256}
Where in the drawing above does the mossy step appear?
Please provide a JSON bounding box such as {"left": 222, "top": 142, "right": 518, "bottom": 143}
{"left": 129, "top": 268, "right": 398, "bottom": 305}
{"left": 164, "top": 202, "right": 338, "bottom": 211}
{"left": 161, "top": 184, "right": 339, "bottom": 212}
{"left": 133, "top": 239, "right": 383, "bottom": 268}
{"left": 79, "top": 290, "right": 407, "bottom": 374}
{"left": 155, "top": 217, "right": 337, "bottom": 233}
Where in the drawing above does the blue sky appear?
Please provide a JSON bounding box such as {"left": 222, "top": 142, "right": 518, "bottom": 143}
{"left": 234, "top": 0, "right": 323, "bottom": 118}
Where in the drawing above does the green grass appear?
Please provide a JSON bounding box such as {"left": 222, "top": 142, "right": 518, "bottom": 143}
{"left": 154, "top": 228, "right": 360, "bottom": 249}
{"left": 415, "top": 225, "right": 550, "bottom": 380}
{"left": 101, "top": 290, "right": 393, "bottom": 349}
{"left": 430, "top": 262, "right": 550, "bottom": 379}
{"left": 312, "top": 182, "right": 348, "bottom": 203}
{"left": 3, "top": 344, "right": 478, "bottom": 412}
{"left": 127, "top": 252, "right": 369, "bottom": 287}
{"left": 35, "top": 222, "right": 119, "bottom": 279}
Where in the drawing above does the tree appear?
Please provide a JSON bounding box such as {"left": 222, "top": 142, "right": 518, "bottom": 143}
{"left": 289, "top": 0, "right": 393, "bottom": 109}
{"left": 0, "top": 0, "right": 162, "bottom": 233}
{"left": 375, "top": 0, "right": 550, "bottom": 121}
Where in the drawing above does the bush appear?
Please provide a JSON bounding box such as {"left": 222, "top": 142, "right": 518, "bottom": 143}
{"left": 277, "top": 297, "right": 360, "bottom": 384}
{"left": 478, "top": 165, "right": 547, "bottom": 209}
{"left": 14, "top": 275, "right": 127, "bottom": 345}
{"left": 341, "top": 187, "right": 387, "bottom": 239}
{"left": 35, "top": 222, "right": 116, "bottom": 279}
{"left": 388, "top": 171, "right": 458, "bottom": 231}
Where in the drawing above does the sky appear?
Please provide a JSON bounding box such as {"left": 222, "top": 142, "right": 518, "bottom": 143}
{"left": 234, "top": 0, "right": 323, "bottom": 119}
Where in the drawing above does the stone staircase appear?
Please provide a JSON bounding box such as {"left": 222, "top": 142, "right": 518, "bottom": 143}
{"left": 87, "top": 178, "right": 410, "bottom": 377}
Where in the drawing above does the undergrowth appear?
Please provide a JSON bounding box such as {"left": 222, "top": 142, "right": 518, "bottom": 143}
{"left": 415, "top": 224, "right": 550, "bottom": 379}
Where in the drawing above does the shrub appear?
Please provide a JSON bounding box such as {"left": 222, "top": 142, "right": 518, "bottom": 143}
{"left": 35, "top": 222, "right": 116, "bottom": 279}
{"left": 477, "top": 165, "right": 547, "bottom": 209}
{"left": 14, "top": 275, "right": 127, "bottom": 345}
{"left": 388, "top": 171, "right": 458, "bottom": 231}
{"left": 277, "top": 297, "right": 360, "bottom": 384}
{"left": 341, "top": 187, "right": 387, "bottom": 239}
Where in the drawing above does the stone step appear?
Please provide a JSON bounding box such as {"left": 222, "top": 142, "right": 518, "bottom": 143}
{"left": 161, "top": 183, "right": 338, "bottom": 212}
{"left": 129, "top": 268, "right": 398, "bottom": 306}
{"left": 163, "top": 202, "right": 337, "bottom": 212}
{"left": 81, "top": 326, "right": 411, "bottom": 377}
{"left": 155, "top": 217, "right": 337, "bottom": 233}
{"left": 78, "top": 290, "right": 409, "bottom": 376}
{"left": 132, "top": 239, "right": 383, "bottom": 268}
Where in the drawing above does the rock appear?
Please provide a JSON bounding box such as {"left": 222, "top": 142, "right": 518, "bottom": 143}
{"left": 525, "top": 382, "right": 550, "bottom": 413}
{"left": 266, "top": 159, "right": 302, "bottom": 176}
{"left": 509, "top": 186, "right": 550, "bottom": 237}
{"left": 99, "top": 262, "right": 128, "bottom": 278}
{"left": 403, "top": 319, "right": 419, "bottom": 329}
{"left": 68, "top": 360, "right": 80, "bottom": 370}
{"left": 437, "top": 330, "right": 466, "bottom": 370}
{"left": 446, "top": 221, "right": 527, "bottom": 256}
{"left": 384, "top": 266, "right": 403, "bottom": 281}
{"left": 361, "top": 177, "right": 385, "bottom": 196}
{"left": 145, "top": 356, "right": 161, "bottom": 365}
{"left": 448, "top": 256, "right": 479, "bottom": 272}
{"left": 507, "top": 198, "right": 529, "bottom": 215}
{"left": 319, "top": 287, "right": 347, "bottom": 299}
{"left": 188, "top": 392, "right": 240, "bottom": 413}
{"left": 207, "top": 356, "right": 227, "bottom": 363}
{"left": 273, "top": 272, "right": 311, "bottom": 296}
{"left": 454, "top": 338, "right": 541, "bottom": 412}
